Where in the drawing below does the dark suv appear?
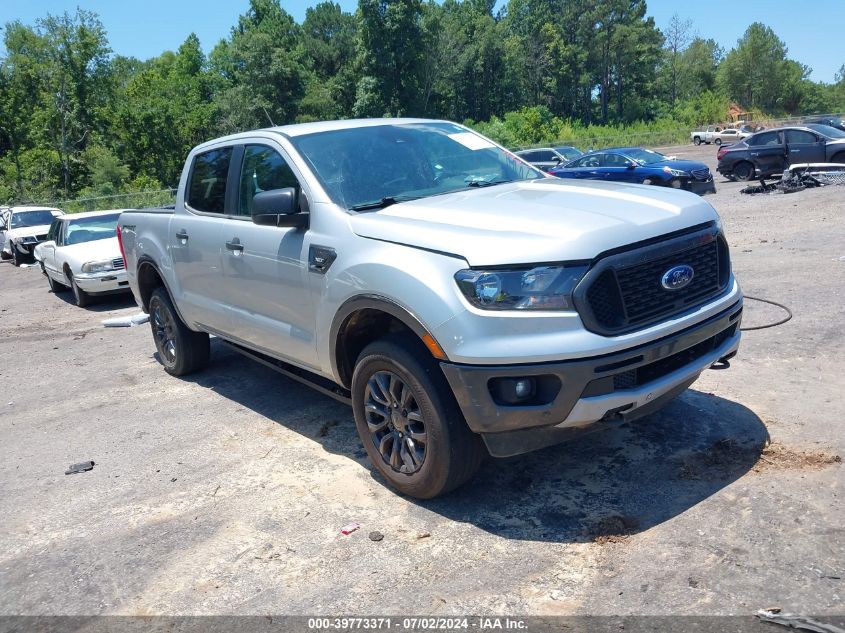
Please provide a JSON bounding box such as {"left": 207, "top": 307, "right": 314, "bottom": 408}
{"left": 717, "top": 125, "right": 845, "bottom": 181}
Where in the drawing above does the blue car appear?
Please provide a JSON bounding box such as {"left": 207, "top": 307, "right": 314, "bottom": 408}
{"left": 549, "top": 147, "right": 716, "bottom": 195}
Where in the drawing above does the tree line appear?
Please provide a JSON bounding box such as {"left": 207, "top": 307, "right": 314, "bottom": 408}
{"left": 1, "top": 0, "right": 843, "bottom": 204}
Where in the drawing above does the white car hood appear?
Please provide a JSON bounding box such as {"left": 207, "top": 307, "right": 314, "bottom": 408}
{"left": 349, "top": 179, "right": 719, "bottom": 266}
{"left": 58, "top": 237, "right": 122, "bottom": 265}
{"left": 5, "top": 224, "right": 53, "bottom": 240}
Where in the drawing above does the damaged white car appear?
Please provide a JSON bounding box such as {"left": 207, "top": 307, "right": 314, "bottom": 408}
{"left": 0, "top": 206, "right": 64, "bottom": 266}
{"left": 34, "top": 210, "right": 130, "bottom": 307}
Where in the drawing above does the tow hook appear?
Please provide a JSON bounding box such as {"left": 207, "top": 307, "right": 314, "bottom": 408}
{"left": 710, "top": 351, "right": 737, "bottom": 370}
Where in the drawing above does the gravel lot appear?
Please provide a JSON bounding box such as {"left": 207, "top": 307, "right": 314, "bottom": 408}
{"left": 1, "top": 143, "right": 843, "bottom": 619}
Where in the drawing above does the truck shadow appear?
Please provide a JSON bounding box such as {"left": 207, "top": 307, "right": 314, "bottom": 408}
{"left": 187, "top": 339, "right": 768, "bottom": 544}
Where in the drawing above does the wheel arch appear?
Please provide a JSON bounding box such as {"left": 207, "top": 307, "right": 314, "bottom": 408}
{"left": 330, "top": 295, "right": 446, "bottom": 390}
{"left": 136, "top": 256, "right": 192, "bottom": 326}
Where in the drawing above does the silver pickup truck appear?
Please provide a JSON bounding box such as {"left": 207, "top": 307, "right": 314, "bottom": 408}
{"left": 117, "top": 118, "right": 743, "bottom": 498}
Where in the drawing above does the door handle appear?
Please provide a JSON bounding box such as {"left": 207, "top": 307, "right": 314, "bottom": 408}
{"left": 225, "top": 238, "right": 243, "bottom": 254}
{"left": 750, "top": 152, "right": 759, "bottom": 156}
{"left": 175, "top": 230, "right": 189, "bottom": 242}
{"left": 790, "top": 149, "right": 801, "bottom": 153}
{"left": 309, "top": 245, "right": 337, "bottom": 274}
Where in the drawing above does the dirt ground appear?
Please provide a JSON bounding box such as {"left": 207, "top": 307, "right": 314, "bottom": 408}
{"left": 0, "top": 143, "right": 843, "bottom": 618}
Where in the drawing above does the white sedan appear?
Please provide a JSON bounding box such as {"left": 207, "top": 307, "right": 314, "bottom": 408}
{"left": 34, "top": 210, "right": 130, "bottom": 307}
{"left": 1, "top": 206, "right": 64, "bottom": 266}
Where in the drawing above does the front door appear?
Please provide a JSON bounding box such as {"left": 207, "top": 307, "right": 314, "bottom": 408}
{"left": 748, "top": 130, "right": 787, "bottom": 177}
{"left": 220, "top": 142, "right": 319, "bottom": 369}
{"left": 784, "top": 129, "right": 826, "bottom": 165}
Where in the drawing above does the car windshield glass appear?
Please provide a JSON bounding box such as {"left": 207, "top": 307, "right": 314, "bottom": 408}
{"left": 622, "top": 148, "right": 666, "bottom": 165}
{"left": 555, "top": 147, "right": 582, "bottom": 160}
{"left": 64, "top": 214, "right": 120, "bottom": 245}
{"left": 806, "top": 124, "right": 845, "bottom": 139}
{"left": 289, "top": 122, "right": 544, "bottom": 210}
{"left": 10, "top": 210, "right": 57, "bottom": 229}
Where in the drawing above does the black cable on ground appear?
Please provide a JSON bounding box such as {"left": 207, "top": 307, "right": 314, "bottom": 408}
{"left": 740, "top": 295, "right": 793, "bottom": 331}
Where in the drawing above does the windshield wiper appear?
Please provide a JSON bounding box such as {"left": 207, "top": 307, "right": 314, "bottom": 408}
{"left": 348, "top": 195, "right": 419, "bottom": 211}
{"left": 466, "top": 178, "right": 515, "bottom": 188}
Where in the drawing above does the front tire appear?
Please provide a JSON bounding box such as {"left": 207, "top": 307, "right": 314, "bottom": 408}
{"left": 47, "top": 272, "right": 68, "bottom": 293}
{"left": 351, "top": 334, "right": 485, "bottom": 499}
{"left": 715, "top": 138, "right": 722, "bottom": 146}
{"left": 11, "top": 247, "right": 22, "bottom": 267}
{"left": 149, "top": 287, "right": 210, "bottom": 376}
{"left": 67, "top": 271, "right": 91, "bottom": 307}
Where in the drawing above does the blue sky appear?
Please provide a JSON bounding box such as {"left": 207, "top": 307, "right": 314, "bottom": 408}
{"left": 1, "top": 0, "right": 842, "bottom": 83}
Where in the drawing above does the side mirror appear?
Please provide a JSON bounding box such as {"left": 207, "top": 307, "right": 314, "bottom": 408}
{"left": 553, "top": 156, "right": 562, "bottom": 164}
{"left": 252, "top": 187, "right": 308, "bottom": 228}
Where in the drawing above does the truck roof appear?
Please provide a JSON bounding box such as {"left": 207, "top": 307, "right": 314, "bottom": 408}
{"left": 193, "top": 118, "right": 448, "bottom": 151}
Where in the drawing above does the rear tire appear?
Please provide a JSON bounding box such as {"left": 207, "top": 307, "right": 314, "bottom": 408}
{"left": 351, "top": 334, "right": 485, "bottom": 499}
{"left": 715, "top": 138, "right": 722, "bottom": 146}
{"left": 0, "top": 250, "right": 10, "bottom": 261}
{"left": 642, "top": 178, "right": 655, "bottom": 185}
{"left": 732, "top": 161, "right": 755, "bottom": 182}
{"left": 148, "top": 286, "right": 210, "bottom": 376}
{"left": 693, "top": 137, "right": 701, "bottom": 146}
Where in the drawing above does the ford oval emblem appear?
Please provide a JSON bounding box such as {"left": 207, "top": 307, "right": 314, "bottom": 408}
{"left": 661, "top": 264, "right": 694, "bottom": 290}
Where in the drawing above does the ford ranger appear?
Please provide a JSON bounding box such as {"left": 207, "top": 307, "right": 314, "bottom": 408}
{"left": 117, "top": 119, "right": 743, "bottom": 499}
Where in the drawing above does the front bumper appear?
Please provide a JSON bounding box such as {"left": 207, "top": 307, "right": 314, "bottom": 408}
{"left": 440, "top": 300, "right": 742, "bottom": 457}
{"left": 74, "top": 269, "right": 130, "bottom": 293}
{"left": 686, "top": 178, "right": 717, "bottom": 195}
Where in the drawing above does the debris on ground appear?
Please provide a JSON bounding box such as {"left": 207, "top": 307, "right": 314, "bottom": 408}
{"left": 742, "top": 164, "right": 845, "bottom": 195}
{"left": 65, "top": 461, "right": 95, "bottom": 475}
{"left": 756, "top": 608, "right": 845, "bottom": 633}
{"left": 316, "top": 419, "right": 338, "bottom": 437}
{"left": 585, "top": 514, "right": 640, "bottom": 544}
{"left": 340, "top": 522, "right": 360, "bottom": 535}
{"left": 101, "top": 313, "right": 150, "bottom": 328}
{"left": 416, "top": 531, "right": 431, "bottom": 540}
{"left": 369, "top": 531, "right": 384, "bottom": 542}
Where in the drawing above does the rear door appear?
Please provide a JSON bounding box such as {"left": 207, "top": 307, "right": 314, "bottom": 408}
{"left": 169, "top": 145, "right": 236, "bottom": 333}
{"left": 784, "top": 129, "right": 826, "bottom": 165}
{"left": 220, "top": 142, "right": 319, "bottom": 368}
{"left": 747, "top": 130, "right": 786, "bottom": 176}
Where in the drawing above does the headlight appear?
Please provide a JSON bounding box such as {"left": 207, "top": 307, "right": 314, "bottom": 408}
{"left": 21, "top": 236, "right": 38, "bottom": 244}
{"left": 455, "top": 264, "right": 589, "bottom": 311}
{"left": 663, "top": 166, "right": 688, "bottom": 177}
{"left": 81, "top": 259, "right": 115, "bottom": 273}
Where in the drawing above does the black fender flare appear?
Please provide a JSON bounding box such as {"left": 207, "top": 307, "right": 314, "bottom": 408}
{"left": 136, "top": 256, "right": 191, "bottom": 326}
{"left": 329, "top": 294, "right": 440, "bottom": 388}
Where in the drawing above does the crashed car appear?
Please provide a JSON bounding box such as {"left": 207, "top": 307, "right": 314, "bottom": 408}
{"left": 0, "top": 206, "right": 64, "bottom": 266}
{"left": 34, "top": 210, "right": 129, "bottom": 307}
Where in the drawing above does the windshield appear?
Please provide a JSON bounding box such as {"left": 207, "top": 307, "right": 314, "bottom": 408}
{"left": 11, "top": 210, "right": 58, "bottom": 229}
{"left": 289, "top": 122, "right": 544, "bottom": 210}
{"left": 807, "top": 124, "right": 845, "bottom": 139}
{"left": 622, "top": 148, "right": 666, "bottom": 165}
{"left": 64, "top": 213, "right": 120, "bottom": 245}
{"left": 555, "top": 147, "right": 582, "bottom": 161}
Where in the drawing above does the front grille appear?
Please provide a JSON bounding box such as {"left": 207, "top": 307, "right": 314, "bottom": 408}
{"left": 691, "top": 167, "right": 711, "bottom": 181}
{"left": 112, "top": 257, "right": 125, "bottom": 270}
{"left": 578, "top": 230, "right": 731, "bottom": 335}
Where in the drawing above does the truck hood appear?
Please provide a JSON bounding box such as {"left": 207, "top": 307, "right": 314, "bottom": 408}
{"left": 349, "top": 179, "right": 719, "bottom": 266}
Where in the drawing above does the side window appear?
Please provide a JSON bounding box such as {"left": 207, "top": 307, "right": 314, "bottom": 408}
{"left": 238, "top": 145, "right": 302, "bottom": 217}
{"left": 47, "top": 219, "right": 60, "bottom": 242}
{"left": 187, "top": 147, "right": 233, "bottom": 214}
{"left": 749, "top": 131, "right": 780, "bottom": 146}
{"left": 604, "top": 153, "right": 629, "bottom": 167}
{"left": 519, "top": 151, "right": 537, "bottom": 162}
{"left": 536, "top": 150, "right": 556, "bottom": 161}
{"left": 785, "top": 130, "right": 817, "bottom": 144}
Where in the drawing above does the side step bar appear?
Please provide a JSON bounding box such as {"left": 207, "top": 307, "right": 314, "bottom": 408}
{"left": 219, "top": 340, "right": 352, "bottom": 405}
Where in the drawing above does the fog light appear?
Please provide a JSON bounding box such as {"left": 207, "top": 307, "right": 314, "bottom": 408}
{"left": 490, "top": 377, "right": 537, "bottom": 405}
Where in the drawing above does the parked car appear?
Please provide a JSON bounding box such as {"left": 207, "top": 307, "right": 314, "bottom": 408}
{"left": 0, "top": 206, "right": 64, "bottom": 266}
{"left": 549, "top": 147, "right": 716, "bottom": 194}
{"left": 515, "top": 146, "right": 583, "bottom": 171}
{"left": 804, "top": 116, "right": 845, "bottom": 132}
{"left": 690, "top": 125, "right": 722, "bottom": 145}
{"left": 118, "top": 118, "right": 741, "bottom": 499}
{"left": 711, "top": 128, "right": 750, "bottom": 145}
{"left": 717, "top": 125, "right": 845, "bottom": 181}
{"left": 33, "top": 210, "right": 129, "bottom": 307}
